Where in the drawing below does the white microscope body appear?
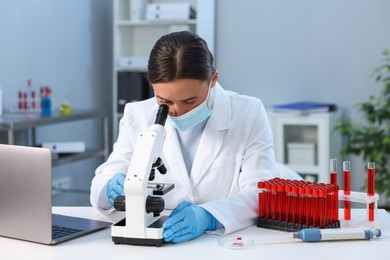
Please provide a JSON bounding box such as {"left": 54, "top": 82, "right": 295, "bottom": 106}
{"left": 111, "top": 104, "right": 173, "bottom": 247}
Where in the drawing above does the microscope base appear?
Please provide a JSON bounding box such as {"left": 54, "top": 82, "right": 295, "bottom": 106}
{"left": 112, "top": 215, "right": 168, "bottom": 247}
{"left": 112, "top": 236, "right": 164, "bottom": 247}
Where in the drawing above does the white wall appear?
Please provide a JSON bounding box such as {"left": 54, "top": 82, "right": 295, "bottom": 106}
{"left": 0, "top": 0, "right": 112, "bottom": 205}
{"left": 0, "top": 0, "right": 112, "bottom": 111}
{"left": 1, "top": 0, "right": 389, "bottom": 203}
{"left": 215, "top": 0, "right": 390, "bottom": 195}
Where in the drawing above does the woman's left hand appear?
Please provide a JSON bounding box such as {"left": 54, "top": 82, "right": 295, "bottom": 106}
{"left": 163, "top": 201, "right": 218, "bottom": 243}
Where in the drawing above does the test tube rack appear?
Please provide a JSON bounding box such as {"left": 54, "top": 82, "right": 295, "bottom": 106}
{"left": 338, "top": 190, "right": 379, "bottom": 229}
{"left": 257, "top": 178, "right": 340, "bottom": 232}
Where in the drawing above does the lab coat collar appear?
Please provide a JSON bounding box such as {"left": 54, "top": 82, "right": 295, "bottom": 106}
{"left": 190, "top": 82, "right": 232, "bottom": 188}
{"left": 208, "top": 82, "right": 231, "bottom": 131}
{"left": 162, "top": 82, "right": 232, "bottom": 196}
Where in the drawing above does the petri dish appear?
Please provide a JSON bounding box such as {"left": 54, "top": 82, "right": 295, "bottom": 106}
{"left": 217, "top": 235, "right": 254, "bottom": 250}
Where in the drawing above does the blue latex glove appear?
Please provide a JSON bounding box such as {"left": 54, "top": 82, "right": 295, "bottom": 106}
{"left": 106, "top": 173, "right": 126, "bottom": 206}
{"left": 163, "top": 201, "right": 218, "bottom": 243}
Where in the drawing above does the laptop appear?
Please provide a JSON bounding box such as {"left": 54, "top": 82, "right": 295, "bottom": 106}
{"left": 0, "top": 144, "right": 111, "bottom": 245}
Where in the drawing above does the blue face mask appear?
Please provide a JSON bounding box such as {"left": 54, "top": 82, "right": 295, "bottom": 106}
{"left": 167, "top": 86, "right": 212, "bottom": 132}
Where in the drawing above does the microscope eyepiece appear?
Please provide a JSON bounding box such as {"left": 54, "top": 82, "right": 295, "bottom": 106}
{"left": 154, "top": 104, "right": 169, "bottom": 126}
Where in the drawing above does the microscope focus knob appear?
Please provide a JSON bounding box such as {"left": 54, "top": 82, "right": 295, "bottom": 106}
{"left": 146, "top": 195, "right": 165, "bottom": 215}
{"left": 114, "top": 196, "right": 126, "bottom": 211}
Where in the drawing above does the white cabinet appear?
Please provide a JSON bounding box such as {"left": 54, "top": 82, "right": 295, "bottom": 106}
{"left": 267, "top": 111, "right": 342, "bottom": 183}
{"left": 112, "top": 0, "right": 216, "bottom": 140}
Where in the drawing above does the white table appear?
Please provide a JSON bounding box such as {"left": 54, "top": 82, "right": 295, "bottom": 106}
{"left": 0, "top": 207, "right": 389, "bottom": 260}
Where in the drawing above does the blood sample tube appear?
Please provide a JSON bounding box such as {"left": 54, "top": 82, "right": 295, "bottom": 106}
{"left": 326, "top": 186, "right": 333, "bottom": 226}
{"left": 367, "top": 162, "right": 375, "bottom": 222}
{"left": 258, "top": 182, "right": 265, "bottom": 218}
{"left": 343, "top": 161, "right": 351, "bottom": 220}
{"left": 298, "top": 186, "right": 305, "bottom": 224}
{"left": 24, "top": 92, "right": 29, "bottom": 110}
{"left": 330, "top": 158, "right": 338, "bottom": 185}
{"left": 31, "top": 90, "right": 36, "bottom": 109}
{"left": 327, "top": 160, "right": 339, "bottom": 223}
{"left": 285, "top": 184, "right": 292, "bottom": 222}
{"left": 271, "top": 183, "right": 277, "bottom": 219}
{"left": 311, "top": 187, "right": 318, "bottom": 227}
{"left": 291, "top": 186, "right": 298, "bottom": 223}
{"left": 319, "top": 184, "right": 329, "bottom": 227}
{"left": 282, "top": 180, "right": 288, "bottom": 222}
{"left": 277, "top": 184, "right": 284, "bottom": 221}
{"left": 332, "top": 184, "right": 339, "bottom": 222}
{"left": 305, "top": 186, "right": 312, "bottom": 226}
{"left": 264, "top": 182, "right": 271, "bottom": 219}
{"left": 318, "top": 188, "right": 325, "bottom": 228}
{"left": 18, "top": 91, "right": 23, "bottom": 110}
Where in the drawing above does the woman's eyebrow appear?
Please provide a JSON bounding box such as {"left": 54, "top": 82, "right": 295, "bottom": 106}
{"left": 156, "top": 95, "right": 172, "bottom": 102}
{"left": 183, "top": 96, "right": 197, "bottom": 102}
{"left": 156, "top": 95, "right": 198, "bottom": 102}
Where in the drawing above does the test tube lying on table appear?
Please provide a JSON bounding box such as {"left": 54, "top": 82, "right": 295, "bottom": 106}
{"left": 293, "top": 228, "right": 381, "bottom": 242}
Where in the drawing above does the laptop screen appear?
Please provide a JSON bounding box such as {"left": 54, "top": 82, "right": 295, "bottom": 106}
{"left": 0, "top": 144, "right": 54, "bottom": 244}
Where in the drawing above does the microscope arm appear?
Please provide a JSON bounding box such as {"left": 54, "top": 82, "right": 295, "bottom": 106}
{"left": 123, "top": 105, "right": 169, "bottom": 234}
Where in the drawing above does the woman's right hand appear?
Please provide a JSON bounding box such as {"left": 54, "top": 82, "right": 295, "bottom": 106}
{"left": 107, "top": 173, "right": 126, "bottom": 205}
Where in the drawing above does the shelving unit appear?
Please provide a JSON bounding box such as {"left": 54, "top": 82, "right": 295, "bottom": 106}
{"left": 0, "top": 109, "right": 109, "bottom": 204}
{"left": 112, "top": 0, "right": 216, "bottom": 140}
{"left": 0, "top": 109, "right": 109, "bottom": 163}
{"left": 267, "top": 111, "right": 342, "bottom": 183}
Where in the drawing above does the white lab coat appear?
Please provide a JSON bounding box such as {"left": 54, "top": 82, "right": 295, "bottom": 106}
{"left": 90, "top": 83, "right": 277, "bottom": 234}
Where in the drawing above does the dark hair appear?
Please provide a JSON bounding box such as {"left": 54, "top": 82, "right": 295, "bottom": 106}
{"left": 147, "top": 31, "right": 215, "bottom": 84}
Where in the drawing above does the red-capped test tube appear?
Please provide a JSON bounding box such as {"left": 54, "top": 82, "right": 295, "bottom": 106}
{"left": 277, "top": 183, "right": 285, "bottom": 221}
{"left": 367, "top": 162, "right": 375, "bottom": 222}
{"left": 264, "top": 182, "right": 271, "bottom": 219}
{"left": 331, "top": 184, "right": 339, "bottom": 223}
{"left": 329, "top": 159, "right": 338, "bottom": 185}
{"left": 258, "top": 182, "right": 265, "bottom": 218}
{"left": 343, "top": 161, "right": 351, "bottom": 220}
{"left": 329, "top": 159, "right": 339, "bottom": 221}
{"left": 18, "top": 91, "right": 23, "bottom": 110}
{"left": 291, "top": 185, "right": 298, "bottom": 223}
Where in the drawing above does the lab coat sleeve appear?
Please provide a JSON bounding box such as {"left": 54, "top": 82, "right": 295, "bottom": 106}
{"left": 201, "top": 99, "right": 277, "bottom": 234}
{"left": 90, "top": 105, "right": 135, "bottom": 214}
{"left": 201, "top": 188, "right": 258, "bottom": 235}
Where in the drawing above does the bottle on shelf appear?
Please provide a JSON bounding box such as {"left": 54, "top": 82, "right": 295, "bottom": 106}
{"left": 41, "top": 85, "right": 52, "bottom": 117}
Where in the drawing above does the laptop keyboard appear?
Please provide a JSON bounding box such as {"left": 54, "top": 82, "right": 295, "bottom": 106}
{"left": 52, "top": 225, "right": 83, "bottom": 239}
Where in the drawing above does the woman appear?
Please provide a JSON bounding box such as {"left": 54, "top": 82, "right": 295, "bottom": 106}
{"left": 90, "top": 31, "right": 277, "bottom": 243}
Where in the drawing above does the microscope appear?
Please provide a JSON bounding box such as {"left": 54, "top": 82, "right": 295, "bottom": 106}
{"left": 111, "top": 104, "right": 174, "bottom": 247}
